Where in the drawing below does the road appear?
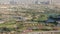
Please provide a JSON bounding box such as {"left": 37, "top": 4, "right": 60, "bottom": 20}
{"left": 21, "top": 31, "right": 60, "bottom": 34}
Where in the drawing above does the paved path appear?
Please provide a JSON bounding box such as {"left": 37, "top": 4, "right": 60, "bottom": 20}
{"left": 24, "top": 31, "right": 60, "bottom": 34}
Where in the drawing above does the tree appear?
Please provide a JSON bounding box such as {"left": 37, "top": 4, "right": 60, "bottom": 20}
{"left": 37, "top": 14, "right": 48, "bottom": 22}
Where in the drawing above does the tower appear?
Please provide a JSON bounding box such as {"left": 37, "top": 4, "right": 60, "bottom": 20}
{"left": 50, "top": 0, "right": 53, "bottom": 5}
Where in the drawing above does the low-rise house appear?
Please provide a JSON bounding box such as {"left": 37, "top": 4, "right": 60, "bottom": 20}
{"left": 12, "top": 16, "right": 26, "bottom": 22}
{"left": 0, "top": 19, "right": 5, "bottom": 24}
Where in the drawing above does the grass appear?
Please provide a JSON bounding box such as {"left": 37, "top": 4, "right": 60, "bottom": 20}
{"left": 0, "top": 20, "right": 16, "bottom": 28}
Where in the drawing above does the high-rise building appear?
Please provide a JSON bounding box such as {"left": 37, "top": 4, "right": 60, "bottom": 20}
{"left": 10, "top": 0, "right": 17, "bottom": 5}
{"left": 0, "top": 0, "right": 60, "bottom": 5}
{"left": 35, "top": 0, "right": 50, "bottom": 5}
{"left": 35, "top": 0, "right": 39, "bottom": 4}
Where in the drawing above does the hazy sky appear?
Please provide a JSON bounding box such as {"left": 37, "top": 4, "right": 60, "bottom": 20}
{"left": 0, "top": 0, "right": 60, "bottom": 4}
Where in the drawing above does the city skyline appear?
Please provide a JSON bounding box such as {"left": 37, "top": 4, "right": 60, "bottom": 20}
{"left": 0, "top": 0, "right": 60, "bottom": 5}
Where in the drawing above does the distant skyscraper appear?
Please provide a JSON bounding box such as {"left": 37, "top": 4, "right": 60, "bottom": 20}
{"left": 35, "top": 0, "right": 50, "bottom": 5}
{"left": 40, "top": 1, "right": 50, "bottom": 5}
{"left": 35, "top": 0, "right": 39, "bottom": 4}
{"left": 10, "top": 0, "right": 17, "bottom": 5}
{"left": 0, "top": 0, "right": 59, "bottom": 5}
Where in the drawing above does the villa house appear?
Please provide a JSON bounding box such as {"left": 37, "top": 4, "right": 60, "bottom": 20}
{"left": 46, "top": 16, "right": 55, "bottom": 23}
{"left": 46, "top": 15, "right": 60, "bottom": 26}
{"left": 55, "top": 15, "right": 60, "bottom": 26}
